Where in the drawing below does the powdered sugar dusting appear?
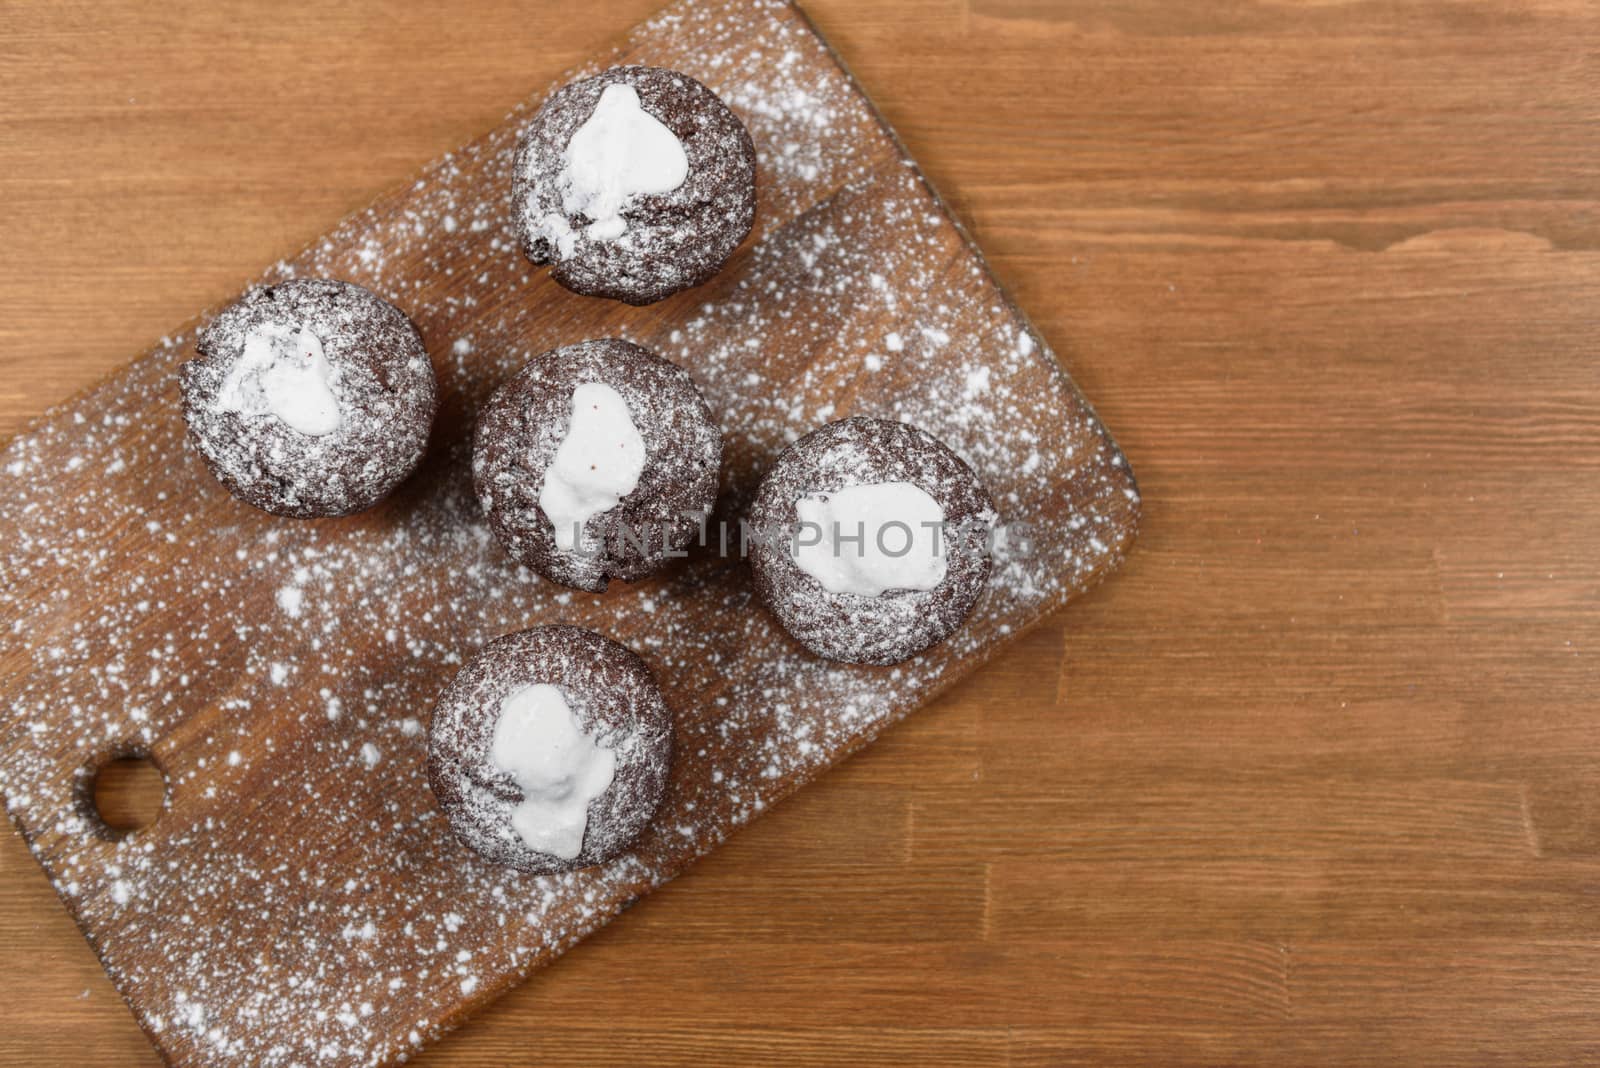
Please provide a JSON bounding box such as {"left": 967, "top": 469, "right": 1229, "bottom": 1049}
{"left": 0, "top": 1, "right": 1137, "bottom": 1066}
{"left": 515, "top": 66, "right": 755, "bottom": 305}
{"left": 429, "top": 626, "right": 673, "bottom": 874}
{"left": 180, "top": 279, "right": 437, "bottom": 519}
{"left": 275, "top": 585, "right": 304, "bottom": 619}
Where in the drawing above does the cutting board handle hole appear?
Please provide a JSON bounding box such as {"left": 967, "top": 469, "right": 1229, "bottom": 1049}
{"left": 85, "top": 753, "right": 168, "bottom": 838}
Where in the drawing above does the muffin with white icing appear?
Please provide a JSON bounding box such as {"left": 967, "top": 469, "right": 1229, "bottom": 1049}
{"left": 472, "top": 338, "right": 722, "bottom": 592}
{"left": 427, "top": 625, "right": 674, "bottom": 874}
{"left": 512, "top": 65, "right": 757, "bottom": 305}
{"left": 179, "top": 278, "right": 438, "bottom": 518}
{"left": 748, "top": 417, "right": 998, "bottom": 665}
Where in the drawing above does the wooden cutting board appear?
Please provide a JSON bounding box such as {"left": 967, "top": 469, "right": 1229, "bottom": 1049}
{"left": 0, "top": 0, "right": 1139, "bottom": 1064}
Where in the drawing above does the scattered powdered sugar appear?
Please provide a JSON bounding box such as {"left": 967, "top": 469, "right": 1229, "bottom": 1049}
{"left": 275, "top": 585, "right": 304, "bottom": 619}
{"left": 0, "top": 1, "right": 1136, "bottom": 1066}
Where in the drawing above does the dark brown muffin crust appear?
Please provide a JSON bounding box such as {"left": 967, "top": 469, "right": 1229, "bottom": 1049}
{"left": 427, "top": 625, "right": 674, "bottom": 875}
{"left": 179, "top": 278, "right": 437, "bottom": 519}
{"left": 513, "top": 65, "right": 757, "bottom": 305}
{"left": 748, "top": 417, "right": 997, "bottom": 666}
{"left": 472, "top": 338, "right": 723, "bottom": 593}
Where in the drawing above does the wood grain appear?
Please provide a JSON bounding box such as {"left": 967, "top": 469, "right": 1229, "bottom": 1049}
{"left": 0, "top": 1, "right": 1137, "bottom": 1065}
{"left": 3, "top": 0, "right": 1598, "bottom": 1066}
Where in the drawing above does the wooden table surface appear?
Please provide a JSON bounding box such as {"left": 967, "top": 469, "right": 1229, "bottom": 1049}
{"left": 3, "top": 0, "right": 1597, "bottom": 1064}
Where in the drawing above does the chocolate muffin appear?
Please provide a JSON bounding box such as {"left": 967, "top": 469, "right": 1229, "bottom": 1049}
{"left": 472, "top": 338, "right": 722, "bottom": 592}
{"left": 748, "top": 417, "right": 998, "bottom": 666}
{"left": 513, "top": 64, "right": 757, "bottom": 305}
{"left": 179, "top": 278, "right": 437, "bottom": 518}
{"left": 427, "top": 625, "right": 674, "bottom": 874}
